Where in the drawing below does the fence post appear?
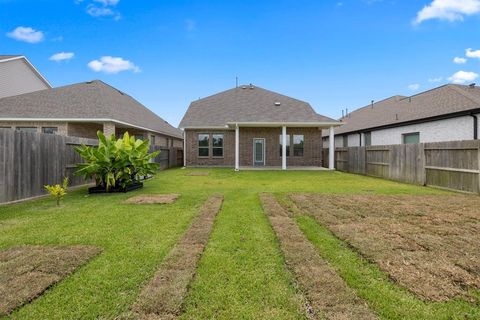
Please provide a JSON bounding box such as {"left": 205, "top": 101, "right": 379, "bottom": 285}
{"left": 421, "top": 143, "right": 427, "bottom": 186}
{"left": 478, "top": 142, "right": 480, "bottom": 193}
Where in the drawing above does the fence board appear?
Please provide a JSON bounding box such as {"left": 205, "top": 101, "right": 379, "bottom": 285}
{"left": 0, "top": 129, "right": 184, "bottom": 204}
{"left": 324, "top": 139, "right": 480, "bottom": 194}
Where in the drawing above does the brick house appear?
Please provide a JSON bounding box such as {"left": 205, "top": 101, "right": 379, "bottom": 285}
{"left": 179, "top": 84, "right": 341, "bottom": 170}
{"left": 0, "top": 80, "right": 183, "bottom": 147}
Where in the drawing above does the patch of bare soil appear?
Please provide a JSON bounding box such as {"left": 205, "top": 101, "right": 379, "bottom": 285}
{"left": 0, "top": 245, "right": 101, "bottom": 316}
{"left": 130, "top": 194, "right": 223, "bottom": 319}
{"left": 185, "top": 172, "right": 209, "bottom": 176}
{"left": 260, "top": 193, "right": 377, "bottom": 320}
{"left": 125, "top": 194, "right": 180, "bottom": 204}
{"left": 290, "top": 193, "right": 480, "bottom": 302}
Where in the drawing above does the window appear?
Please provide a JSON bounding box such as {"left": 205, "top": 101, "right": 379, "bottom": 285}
{"left": 212, "top": 134, "right": 224, "bottom": 157}
{"left": 279, "top": 135, "right": 290, "bottom": 156}
{"left": 198, "top": 134, "right": 209, "bottom": 157}
{"left": 150, "top": 135, "right": 156, "bottom": 146}
{"left": 293, "top": 135, "right": 304, "bottom": 157}
{"left": 42, "top": 127, "right": 58, "bottom": 134}
{"left": 343, "top": 135, "right": 348, "bottom": 147}
{"left": 364, "top": 132, "right": 372, "bottom": 146}
{"left": 402, "top": 132, "right": 420, "bottom": 144}
{"left": 16, "top": 127, "right": 37, "bottom": 133}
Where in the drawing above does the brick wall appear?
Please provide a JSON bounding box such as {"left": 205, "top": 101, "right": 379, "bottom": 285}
{"left": 68, "top": 122, "right": 103, "bottom": 139}
{"left": 0, "top": 121, "right": 68, "bottom": 135}
{"left": 185, "top": 129, "right": 235, "bottom": 166}
{"left": 185, "top": 127, "right": 322, "bottom": 167}
{"left": 239, "top": 127, "right": 322, "bottom": 167}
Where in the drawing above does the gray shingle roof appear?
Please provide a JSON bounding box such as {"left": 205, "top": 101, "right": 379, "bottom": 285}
{"left": 179, "top": 84, "right": 338, "bottom": 128}
{"left": 0, "top": 80, "right": 182, "bottom": 138}
{"left": 331, "top": 84, "right": 480, "bottom": 135}
{"left": 0, "top": 55, "right": 21, "bottom": 61}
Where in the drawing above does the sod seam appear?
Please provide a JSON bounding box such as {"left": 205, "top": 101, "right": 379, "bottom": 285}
{"left": 0, "top": 245, "right": 102, "bottom": 316}
{"left": 129, "top": 194, "right": 223, "bottom": 319}
{"left": 259, "top": 193, "right": 377, "bottom": 320}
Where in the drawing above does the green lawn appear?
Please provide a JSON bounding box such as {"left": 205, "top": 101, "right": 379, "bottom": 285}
{"left": 0, "top": 168, "right": 476, "bottom": 319}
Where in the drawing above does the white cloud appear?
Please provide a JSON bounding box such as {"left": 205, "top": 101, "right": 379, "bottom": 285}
{"left": 428, "top": 77, "right": 443, "bottom": 82}
{"left": 87, "top": 5, "right": 113, "bottom": 17}
{"left": 408, "top": 83, "right": 420, "bottom": 91}
{"left": 93, "top": 0, "right": 119, "bottom": 5}
{"left": 414, "top": 0, "right": 480, "bottom": 24}
{"left": 466, "top": 48, "right": 480, "bottom": 58}
{"left": 87, "top": 56, "right": 140, "bottom": 74}
{"left": 84, "top": 0, "right": 120, "bottom": 20}
{"left": 453, "top": 56, "right": 467, "bottom": 64}
{"left": 49, "top": 52, "right": 74, "bottom": 62}
{"left": 6, "top": 26, "right": 44, "bottom": 43}
{"left": 448, "top": 70, "right": 479, "bottom": 84}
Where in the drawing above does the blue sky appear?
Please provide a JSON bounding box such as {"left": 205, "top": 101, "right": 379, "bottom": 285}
{"left": 2, "top": 0, "right": 480, "bottom": 126}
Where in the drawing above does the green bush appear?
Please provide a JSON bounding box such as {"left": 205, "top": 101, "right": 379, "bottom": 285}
{"left": 44, "top": 177, "right": 69, "bottom": 206}
{"left": 75, "top": 131, "right": 160, "bottom": 191}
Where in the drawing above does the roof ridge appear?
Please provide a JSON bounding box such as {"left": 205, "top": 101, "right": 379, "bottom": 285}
{"left": 339, "top": 95, "right": 404, "bottom": 120}
{"left": 447, "top": 84, "right": 480, "bottom": 106}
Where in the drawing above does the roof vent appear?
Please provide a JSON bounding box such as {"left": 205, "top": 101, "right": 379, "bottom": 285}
{"left": 249, "top": 83, "right": 254, "bottom": 89}
{"left": 241, "top": 85, "right": 247, "bottom": 89}
{"left": 86, "top": 80, "right": 94, "bottom": 84}
{"left": 274, "top": 101, "right": 281, "bottom": 106}
{"left": 469, "top": 83, "right": 476, "bottom": 88}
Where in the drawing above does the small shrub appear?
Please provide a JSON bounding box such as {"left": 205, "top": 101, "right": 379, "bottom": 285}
{"left": 44, "top": 177, "right": 69, "bottom": 206}
{"left": 75, "top": 131, "right": 160, "bottom": 191}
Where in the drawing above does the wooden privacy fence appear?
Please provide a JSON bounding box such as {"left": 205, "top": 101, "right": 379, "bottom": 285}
{"left": 323, "top": 140, "right": 480, "bottom": 193}
{"left": 150, "top": 146, "right": 183, "bottom": 169}
{"left": 0, "top": 129, "right": 183, "bottom": 204}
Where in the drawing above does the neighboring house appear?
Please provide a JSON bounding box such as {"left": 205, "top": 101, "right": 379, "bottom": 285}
{"left": 179, "top": 84, "right": 341, "bottom": 170}
{"left": 0, "top": 80, "right": 183, "bottom": 147}
{"left": 0, "top": 55, "right": 51, "bottom": 98}
{"left": 323, "top": 84, "right": 480, "bottom": 147}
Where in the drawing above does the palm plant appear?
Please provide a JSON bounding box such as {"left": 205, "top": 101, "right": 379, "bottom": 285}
{"left": 75, "top": 131, "right": 160, "bottom": 191}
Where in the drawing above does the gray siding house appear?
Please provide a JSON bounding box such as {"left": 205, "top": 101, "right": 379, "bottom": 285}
{"left": 324, "top": 84, "right": 480, "bottom": 147}
{"left": 180, "top": 84, "right": 341, "bottom": 170}
{"left": 0, "top": 55, "right": 51, "bottom": 98}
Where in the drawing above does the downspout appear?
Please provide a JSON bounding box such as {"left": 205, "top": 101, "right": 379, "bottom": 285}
{"left": 358, "top": 133, "right": 362, "bottom": 146}
{"left": 471, "top": 114, "right": 478, "bottom": 140}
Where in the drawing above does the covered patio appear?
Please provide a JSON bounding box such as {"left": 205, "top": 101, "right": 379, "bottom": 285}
{"left": 229, "top": 122, "right": 341, "bottom": 171}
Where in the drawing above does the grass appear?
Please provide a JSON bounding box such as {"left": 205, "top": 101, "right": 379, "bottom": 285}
{"left": 295, "top": 214, "right": 480, "bottom": 320}
{"left": 0, "top": 168, "right": 472, "bottom": 319}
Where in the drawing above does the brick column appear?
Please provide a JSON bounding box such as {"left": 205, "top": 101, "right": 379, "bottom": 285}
{"left": 103, "top": 122, "right": 116, "bottom": 137}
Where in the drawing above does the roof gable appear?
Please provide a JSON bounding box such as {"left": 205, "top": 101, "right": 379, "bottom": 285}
{"left": 179, "top": 85, "right": 337, "bottom": 128}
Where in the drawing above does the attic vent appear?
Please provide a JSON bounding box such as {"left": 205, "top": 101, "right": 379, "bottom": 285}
{"left": 274, "top": 102, "right": 281, "bottom": 106}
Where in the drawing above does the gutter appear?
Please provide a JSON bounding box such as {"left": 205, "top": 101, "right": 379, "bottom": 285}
{"left": 471, "top": 114, "right": 478, "bottom": 140}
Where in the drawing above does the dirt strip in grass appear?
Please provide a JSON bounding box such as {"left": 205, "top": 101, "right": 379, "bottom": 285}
{"left": 129, "top": 194, "right": 223, "bottom": 319}
{"left": 0, "top": 245, "right": 101, "bottom": 316}
{"left": 290, "top": 193, "right": 480, "bottom": 302}
{"left": 259, "top": 193, "right": 377, "bottom": 320}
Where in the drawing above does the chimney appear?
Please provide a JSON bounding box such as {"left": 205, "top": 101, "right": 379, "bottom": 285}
{"left": 371, "top": 100, "right": 374, "bottom": 108}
